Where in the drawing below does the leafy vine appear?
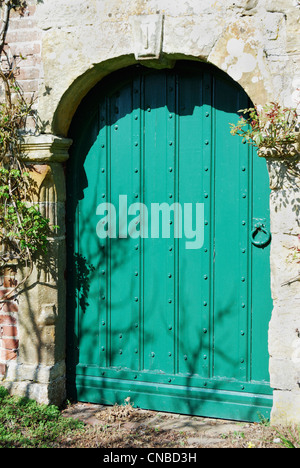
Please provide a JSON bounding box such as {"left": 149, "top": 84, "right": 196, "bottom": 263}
{"left": 229, "top": 102, "right": 299, "bottom": 157}
{"left": 0, "top": 0, "right": 56, "bottom": 299}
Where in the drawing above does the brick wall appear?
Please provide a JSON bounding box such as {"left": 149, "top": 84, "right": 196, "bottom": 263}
{"left": 1, "top": 2, "right": 42, "bottom": 131}
{"left": 0, "top": 3, "right": 41, "bottom": 378}
{"left": 0, "top": 267, "right": 19, "bottom": 378}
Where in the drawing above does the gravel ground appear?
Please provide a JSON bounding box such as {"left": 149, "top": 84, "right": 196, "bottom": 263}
{"left": 61, "top": 402, "right": 290, "bottom": 448}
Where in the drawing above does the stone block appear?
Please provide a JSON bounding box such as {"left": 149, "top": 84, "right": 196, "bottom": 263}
{"left": 271, "top": 390, "right": 300, "bottom": 425}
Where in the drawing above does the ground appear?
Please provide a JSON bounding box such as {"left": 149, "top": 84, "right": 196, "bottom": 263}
{"left": 60, "top": 401, "right": 293, "bottom": 448}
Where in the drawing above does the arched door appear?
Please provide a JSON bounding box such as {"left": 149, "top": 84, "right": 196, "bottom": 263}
{"left": 66, "top": 63, "right": 273, "bottom": 422}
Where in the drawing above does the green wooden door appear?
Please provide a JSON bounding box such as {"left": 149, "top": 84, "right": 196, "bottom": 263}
{"left": 66, "top": 63, "right": 273, "bottom": 422}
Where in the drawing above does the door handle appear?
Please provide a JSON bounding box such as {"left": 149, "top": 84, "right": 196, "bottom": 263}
{"left": 251, "top": 223, "right": 271, "bottom": 248}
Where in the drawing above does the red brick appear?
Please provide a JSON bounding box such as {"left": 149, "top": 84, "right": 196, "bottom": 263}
{"left": 0, "top": 349, "right": 17, "bottom": 361}
{"left": 0, "top": 289, "right": 11, "bottom": 299}
{"left": 16, "top": 66, "right": 40, "bottom": 80}
{"left": 0, "top": 363, "right": 6, "bottom": 376}
{"left": 16, "top": 54, "right": 41, "bottom": 67}
{"left": 0, "top": 288, "right": 16, "bottom": 301}
{"left": 0, "top": 266, "right": 17, "bottom": 276}
{"left": 0, "top": 302, "right": 18, "bottom": 313}
{"left": 1, "top": 325, "right": 18, "bottom": 337}
{"left": 5, "top": 30, "right": 40, "bottom": 44}
{"left": 3, "top": 277, "right": 18, "bottom": 288}
{"left": 9, "top": 18, "right": 37, "bottom": 30}
{"left": 4, "top": 42, "right": 41, "bottom": 57}
{"left": 9, "top": 4, "right": 36, "bottom": 18}
{"left": 2, "top": 338, "right": 19, "bottom": 350}
{"left": 0, "top": 315, "right": 17, "bottom": 325}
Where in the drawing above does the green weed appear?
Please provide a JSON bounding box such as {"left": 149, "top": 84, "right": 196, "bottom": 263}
{"left": 0, "top": 386, "right": 85, "bottom": 448}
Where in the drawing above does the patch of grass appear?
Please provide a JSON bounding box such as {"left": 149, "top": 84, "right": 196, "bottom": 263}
{"left": 0, "top": 386, "right": 85, "bottom": 448}
{"left": 276, "top": 426, "right": 300, "bottom": 448}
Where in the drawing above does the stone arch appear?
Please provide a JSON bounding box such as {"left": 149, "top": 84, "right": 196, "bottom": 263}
{"left": 51, "top": 16, "right": 276, "bottom": 138}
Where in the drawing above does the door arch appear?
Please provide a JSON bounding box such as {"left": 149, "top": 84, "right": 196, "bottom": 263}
{"left": 66, "top": 62, "right": 273, "bottom": 422}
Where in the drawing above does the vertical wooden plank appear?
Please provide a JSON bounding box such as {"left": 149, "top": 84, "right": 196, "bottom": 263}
{"left": 251, "top": 148, "right": 272, "bottom": 383}
{"left": 202, "top": 70, "right": 213, "bottom": 381}
{"left": 109, "top": 82, "right": 140, "bottom": 370}
{"left": 143, "top": 71, "right": 173, "bottom": 374}
{"left": 99, "top": 99, "right": 108, "bottom": 369}
{"left": 166, "top": 71, "right": 177, "bottom": 376}
{"left": 213, "top": 76, "right": 243, "bottom": 379}
{"left": 76, "top": 106, "right": 104, "bottom": 368}
{"left": 177, "top": 69, "right": 205, "bottom": 377}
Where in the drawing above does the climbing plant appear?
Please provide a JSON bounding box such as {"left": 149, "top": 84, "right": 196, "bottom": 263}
{"left": 0, "top": 0, "right": 56, "bottom": 299}
{"left": 230, "top": 102, "right": 299, "bottom": 157}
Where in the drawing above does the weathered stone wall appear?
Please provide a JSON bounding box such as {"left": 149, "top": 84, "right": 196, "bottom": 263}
{"left": 0, "top": 0, "right": 299, "bottom": 422}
